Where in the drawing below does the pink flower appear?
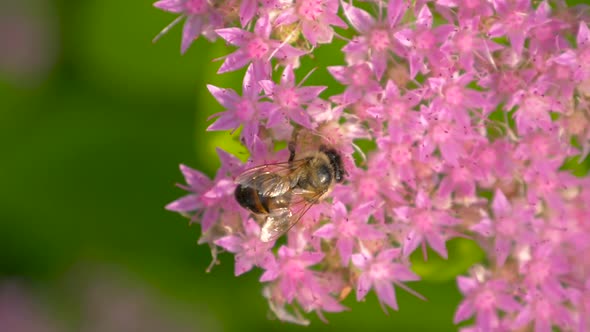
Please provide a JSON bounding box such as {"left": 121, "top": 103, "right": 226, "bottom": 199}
{"left": 166, "top": 148, "right": 243, "bottom": 232}
{"left": 512, "top": 291, "right": 574, "bottom": 332}
{"left": 569, "top": 279, "right": 590, "bottom": 332}
{"left": 552, "top": 22, "right": 590, "bottom": 84}
{"left": 427, "top": 72, "right": 491, "bottom": 125}
{"left": 260, "top": 245, "right": 346, "bottom": 317}
{"left": 418, "top": 108, "right": 473, "bottom": 166}
{"left": 260, "top": 246, "right": 324, "bottom": 295}
{"left": 341, "top": 2, "right": 407, "bottom": 79}
{"left": 351, "top": 248, "right": 422, "bottom": 312}
{"left": 215, "top": 15, "right": 306, "bottom": 79}
{"left": 394, "top": 190, "right": 460, "bottom": 259}
{"left": 160, "top": 0, "right": 590, "bottom": 327}
{"left": 214, "top": 218, "right": 275, "bottom": 275}
{"left": 328, "top": 63, "right": 381, "bottom": 105}
{"left": 488, "top": 0, "right": 534, "bottom": 57}
{"left": 522, "top": 160, "right": 578, "bottom": 213}
{"left": 435, "top": 0, "right": 493, "bottom": 23}
{"left": 331, "top": 162, "right": 403, "bottom": 224}
{"left": 454, "top": 272, "right": 520, "bottom": 330}
{"left": 366, "top": 80, "right": 421, "bottom": 133}
{"left": 206, "top": 64, "right": 264, "bottom": 148}
{"left": 153, "top": 0, "right": 223, "bottom": 53}
{"left": 507, "top": 81, "right": 562, "bottom": 135}
{"left": 259, "top": 66, "right": 325, "bottom": 129}
{"left": 436, "top": 158, "right": 481, "bottom": 201}
{"left": 520, "top": 244, "right": 570, "bottom": 302}
{"left": 440, "top": 17, "right": 502, "bottom": 72}
{"left": 274, "top": 0, "right": 347, "bottom": 45}
{"left": 470, "top": 189, "right": 535, "bottom": 266}
{"left": 245, "top": 136, "right": 291, "bottom": 167}
{"left": 375, "top": 130, "right": 419, "bottom": 188}
{"left": 529, "top": 1, "right": 570, "bottom": 55}
{"left": 470, "top": 139, "right": 514, "bottom": 185}
{"left": 478, "top": 68, "right": 531, "bottom": 107}
{"left": 314, "top": 201, "right": 384, "bottom": 265}
{"left": 393, "top": 5, "right": 455, "bottom": 78}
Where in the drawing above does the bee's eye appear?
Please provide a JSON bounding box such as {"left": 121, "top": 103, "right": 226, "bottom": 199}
{"left": 318, "top": 165, "right": 332, "bottom": 185}
{"left": 335, "top": 171, "right": 343, "bottom": 183}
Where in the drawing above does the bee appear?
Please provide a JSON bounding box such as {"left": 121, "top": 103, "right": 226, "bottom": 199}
{"left": 234, "top": 143, "right": 346, "bottom": 242}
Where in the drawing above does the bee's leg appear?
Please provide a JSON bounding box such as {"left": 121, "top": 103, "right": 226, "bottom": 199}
{"left": 290, "top": 125, "right": 301, "bottom": 142}
{"left": 288, "top": 141, "right": 296, "bottom": 163}
{"left": 288, "top": 126, "right": 302, "bottom": 164}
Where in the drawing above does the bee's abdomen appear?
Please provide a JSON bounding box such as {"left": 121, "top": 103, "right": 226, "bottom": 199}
{"left": 234, "top": 184, "right": 269, "bottom": 214}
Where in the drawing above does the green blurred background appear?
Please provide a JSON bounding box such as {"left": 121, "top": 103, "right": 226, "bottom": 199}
{"left": 8, "top": 0, "right": 581, "bottom": 331}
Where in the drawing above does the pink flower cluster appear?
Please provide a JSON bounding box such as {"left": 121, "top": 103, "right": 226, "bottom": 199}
{"left": 157, "top": 0, "right": 590, "bottom": 329}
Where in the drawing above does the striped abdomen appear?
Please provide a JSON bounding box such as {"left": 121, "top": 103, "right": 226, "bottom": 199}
{"left": 234, "top": 184, "right": 291, "bottom": 214}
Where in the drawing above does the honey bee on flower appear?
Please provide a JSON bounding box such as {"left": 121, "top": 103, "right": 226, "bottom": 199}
{"left": 159, "top": 0, "right": 590, "bottom": 329}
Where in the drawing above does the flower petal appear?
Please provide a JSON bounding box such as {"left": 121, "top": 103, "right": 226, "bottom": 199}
{"left": 342, "top": 3, "right": 375, "bottom": 34}
{"left": 207, "top": 85, "right": 240, "bottom": 108}
{"left": 242, "top": 63, "right": 261, "bottom": 97}
{"left": 453, "top": 300, "right": 475, "bottom": 323}
{"left": 377, "top": 248, "right": 401, "bottom": 261}
{"left": 179, "top": 164, "right": 211, "bottom": 189}
{"left": 494, "top": 237, "right": 511, "bottom": 267}
{"left": 577, "top": 22, "right": 590, "bottom": 46}
{"left": 388, "top": 0, "right": 407, "bottom": 27}
{"left": 337, "top": 237, "right": 354, "bottom": 265}
{"left": 154, "top": 0, "right": 184, "bottom": 13}
{"left": 260, "top": 268, "right": 279, "bottom": 282}
{"left": 327, "top": 66, "right": 348, "bottom": 84}
{"left": 218, "top": 49, "right": 251, "bottom": 73}
{"left": 351, "top": 253, "right": 370, "bottom": 269}
{"left": 289, "top": 107, "right": 313, "bottom": 129}
{"left": 258, "top": 80, "right": 275, "bottom": 95}
{"left": 496, "top": 294, "right": 520, "bottom": 312}
{"left": 298, "top": 86, "right": 326, "bottom": 102}
{"left": 416, "top": 5, "right": 432, "bottom": 28}
{"left": 239, "top": 0, "right": 257, "bottom": 27}
{"left": 235, "top": 255, "right": 254, "bottom": 276}
{"left": 402, "top": 230, "right": 422, "bottom": 257}
{"left": 299, "top": 252, "right": 325, "bottom": 266}
{"left": 181, "top": 16, "right": 203, "bottom": 54}
{"left": 214, "top": 235, "right": 243, "bottom": 253}
{"left": 426, "top": 232, "right": 448, "bottom": 259}
{"left": 356, "top": 273, "right": 372, "bottom": 300}
{"left": 313, "top": 223, "right": 336, "bottom": 239}
{"left": 391, "top": 264, "right": 420, "bottom": 281}
{"left": 165, "top": 194, "right": 201, "bottom": 211}
{"left": 512, "top": 307, "right": 532, "bottom": 328}
{"left": 470, "top": 218, "right": 494, "bottom": 237}
{"left": 215, "top": 28, "right": 251, "bottom": 46}
{"left": 375, "top": 281, "right": 398, "bottom": 311}
{"left": 457, "top": 276, "right": 477, "bottom": 295}
{"left": 207, "top": 113, "right": 240, "bottom": 131}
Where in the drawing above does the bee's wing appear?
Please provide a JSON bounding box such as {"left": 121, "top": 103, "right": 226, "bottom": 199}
{"left": 260, "top": 208, "right": 292, "bottom": 242}
{"left": 259, "top": 190, "right": 324, "bottom": 243}
{"left": 235, "top": 160, "right": 307, "bottom": 197}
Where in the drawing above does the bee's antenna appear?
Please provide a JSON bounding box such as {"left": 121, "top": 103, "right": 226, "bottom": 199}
{"left": 312, "top": 130, "right": 332, "bottom": 145}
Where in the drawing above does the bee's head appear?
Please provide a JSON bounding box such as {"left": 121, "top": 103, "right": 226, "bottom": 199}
{"left": 320, "top": 145, "right": 346, "bottom": 183}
